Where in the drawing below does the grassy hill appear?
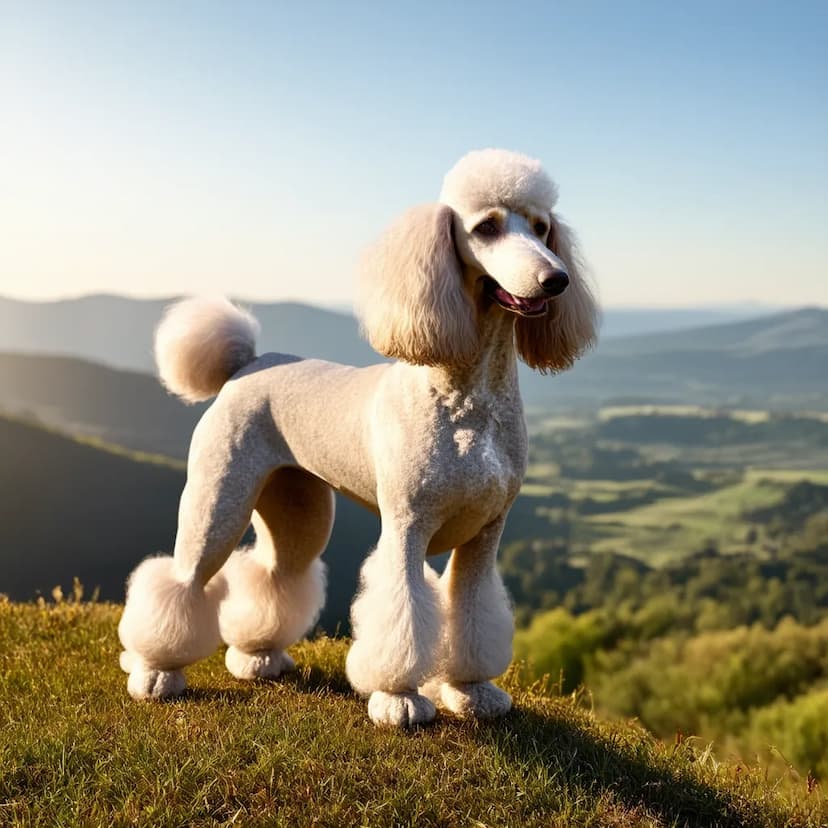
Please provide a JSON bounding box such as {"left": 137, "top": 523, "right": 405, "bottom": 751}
{"left": 1, "top": 599, "right": 822, "bottom": 827}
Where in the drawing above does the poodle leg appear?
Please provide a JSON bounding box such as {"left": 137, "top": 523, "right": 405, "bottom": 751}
{"left": 345, "top": 524, "right": 440, "bottom": 727}
{"left": 216, "top": 467, "right": 332, "bottom": 681}
{"left": 425, "top": 515, "right": 514, "bottom": 718}
{"left": 119, "top": 427, "right": 275, "bottom": 700}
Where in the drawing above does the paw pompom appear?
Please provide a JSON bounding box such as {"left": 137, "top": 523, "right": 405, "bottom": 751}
{"left": 431, "top": 680, "right": 512, "bottom": 719}
{"left": 224, "top": 646, "right": 295, "bottom": 680}
{"left": 126, "top": 663, "right": 187, "bottom": 701}
{"left": 367, "top": 691, "right": 436, "bottom": 728}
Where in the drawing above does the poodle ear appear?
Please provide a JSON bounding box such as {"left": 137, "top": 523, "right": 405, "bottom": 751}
{"left": 515, "top": 216, "right": 599, "bottom": 373}
{"left": 357, "top": 203, "right": 478, "bottom": 366}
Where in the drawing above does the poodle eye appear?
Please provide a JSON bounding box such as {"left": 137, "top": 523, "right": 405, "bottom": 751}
{"left": 473, "top": 218, "right": 500, "bottom": 238}
{"left": 533, "top": 221, "right": 548, "bottom": 237}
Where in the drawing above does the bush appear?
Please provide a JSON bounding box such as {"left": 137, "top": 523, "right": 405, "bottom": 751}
{"left": 748, "top": 687, "right": 828, "bottom": 778}
{"left": 513, "top": 608, "right": 608, "bottom": 693}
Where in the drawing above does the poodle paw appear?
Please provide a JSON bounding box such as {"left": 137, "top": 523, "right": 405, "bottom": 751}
{"left": 367, "top": 690, "right": 436, "bottom": 728}
{"left": 126, "top": 663, "right": 186, "bottom": 700}
{"left": 225, "top": 645, "right": 295, "bottom": 681}
{"left": 435, "top": 681, "right": 512, "bottom": 719}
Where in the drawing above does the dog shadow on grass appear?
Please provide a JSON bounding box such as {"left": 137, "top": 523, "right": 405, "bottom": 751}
{"left": 180, "top": 686, "right": 255, "bottom": 704}
{"left": 174, "top": 666, "right": 353, "bottom": 704}
{"left": 469, "top": 705, "right": 767, "bottom": 828}
{"left": 173, "top": 664, "right": 773, "bottom": 824}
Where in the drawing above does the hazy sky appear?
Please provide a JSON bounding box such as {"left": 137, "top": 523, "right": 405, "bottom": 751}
{"left": 1, "top": 1, "right": 826, "bottom": 308}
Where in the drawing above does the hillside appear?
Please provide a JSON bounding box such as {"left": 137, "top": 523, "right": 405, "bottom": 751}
{"left": 544, "top": 307, "right": 828, "bottom": 411}
{"left": 608, "top": 307, "right": 828, "bottom": 356}
{"left": 0, "top": 414, "right": 379, "bottom": 631}
{"left": 0, "top": 600, "right": 820, "bottom": 827}
{"left": 0, "top": 411, "right": 566, "bottom": 629}
{"left": 0, "top": 414, "right": 184, "bottom": 600}
{"left": 0, "top": 352, "right": 204, "bottom": 458}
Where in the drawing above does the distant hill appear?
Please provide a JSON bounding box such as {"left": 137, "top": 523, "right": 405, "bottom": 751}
{"left": 0, "top": 294, "right": 379, "bottom": 373}
{"left": 527, "top": 307, "right": 828, "bottom": 411}
{"left": 0, "top": 294, "right": 775, "bottom": 374}
{"left": 607, "top": 306, "right": 828, "bottom": 356}
{"left": 597, "top": 305, "right": 779, "bottom": 339}
{"left": 2, "top": 304, "right": 826, "bottom": 439}
{"left": 0, "top": 414, "right": 184, "bottom": 601}
{"left": 0, "top": 414, "right": 379, "bottom": 631}
{"left": 0, "top": 353, "right": 203, "bottom": 458}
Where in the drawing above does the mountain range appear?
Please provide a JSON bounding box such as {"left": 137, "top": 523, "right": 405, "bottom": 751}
{"left": 1, "top": 298, "right": 826, "bottom": 447}
{"left": 0, "top": 295, "right": 377, "bottom": 373}
{"left": 0, "top": 294, "right": 781, "bottom": 374}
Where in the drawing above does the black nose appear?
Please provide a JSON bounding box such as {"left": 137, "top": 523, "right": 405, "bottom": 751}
{"left": 539, "top": 268, "right": 570, "bottom": 296}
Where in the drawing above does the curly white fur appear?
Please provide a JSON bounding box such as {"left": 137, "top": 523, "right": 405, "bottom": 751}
{"left": 118, "top": 148, "right": 598, "bottom": 725}
{"left": 118, "top": 556, "right": 222, "bottom": 698}
{"left": 213, "top": 549, "right": 326, "bottom": 655}
{"left": 345, "top": 548, "right": 441, "bottom": 697}
{"left": 440, "top": 148, "right": 558, "bottom": 216}
{"left": 155, "top": 296, "right": 259, "bottom": 403}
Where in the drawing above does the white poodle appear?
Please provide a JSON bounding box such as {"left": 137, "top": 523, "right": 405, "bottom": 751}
{"left": 118, "top": 149, "right": 598, "bottom": 727}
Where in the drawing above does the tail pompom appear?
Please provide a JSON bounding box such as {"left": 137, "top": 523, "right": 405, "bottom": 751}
{"left": 154, "top": 296, "right": 259, "bottom": 403}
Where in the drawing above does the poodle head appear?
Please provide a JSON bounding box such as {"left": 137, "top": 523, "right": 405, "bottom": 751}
{"left": 357, "top": 149, "right": 598, "bottom": 371}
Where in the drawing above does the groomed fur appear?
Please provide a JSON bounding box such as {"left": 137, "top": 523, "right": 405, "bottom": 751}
{"left": 212, "top": 549, "right": 326, "bottom": 654}
{"left": 118, "top": 148, "right": 598, "bottom": 725}
{"left": 155, "top": 296, "right": 260, "bottom": 403}
{"left": 515, "top": 218, "right": 599, "bottom": 372}
{"left": 345, "top": 547, "right": 442, "bottom": 696}
{"left": 118, "top": 556, "right": 222, "bottom": 670}
{"left": 356, "top": 204, "right": 478, "bottom": 366}
{"left": 437, "top": 555, "right": 514, "bottom": 683}
{"left": 440, "top": 148, "right": 558, "bottom": 216}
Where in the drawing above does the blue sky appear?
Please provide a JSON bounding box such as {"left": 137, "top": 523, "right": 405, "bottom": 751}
{"left": 1, "top": 1, "right": 826, "bottom": 308}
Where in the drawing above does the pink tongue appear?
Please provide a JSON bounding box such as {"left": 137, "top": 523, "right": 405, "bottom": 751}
{"left": 494, "top": 287, "right": 546, "bottom": 313}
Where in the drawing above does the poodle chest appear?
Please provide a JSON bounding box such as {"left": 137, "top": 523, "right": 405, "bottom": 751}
{"left": 416, "top": 413, "right": 527, "bottom": 553}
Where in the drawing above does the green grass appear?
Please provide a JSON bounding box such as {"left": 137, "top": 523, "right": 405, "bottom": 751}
{"left": 520, "top": 476, "right": 674, "bottom": 504}
{"left": 744, "top": 469, "right": 828, "bottom": 486}
{"left": 582, "top": 478, "right": 788, "bottom": 564}
{"left": 597, "top": 405, "right": 778, "bottom": 425}
{"left": 1, "top": 600, "right": 823, "bottom": 827}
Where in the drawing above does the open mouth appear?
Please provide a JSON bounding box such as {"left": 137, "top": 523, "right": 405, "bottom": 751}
{"left": 483, "top": 277, "right": 550, "bottom": 318}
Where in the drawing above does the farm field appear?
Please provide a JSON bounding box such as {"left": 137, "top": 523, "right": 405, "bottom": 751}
{"left": 517, "top": 407, "right": 828, "bottom": 565}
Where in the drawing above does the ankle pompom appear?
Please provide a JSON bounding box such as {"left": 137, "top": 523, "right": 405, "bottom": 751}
{"left": 118, "top": 555, "right": 221, "bottom": 670}
{"left": 214, "top": 551, "right": 326, "bottom": 653}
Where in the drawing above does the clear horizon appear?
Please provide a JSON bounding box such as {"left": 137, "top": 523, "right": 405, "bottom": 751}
{"left": 2, "top": 2, "right": 826, "bottom": 308}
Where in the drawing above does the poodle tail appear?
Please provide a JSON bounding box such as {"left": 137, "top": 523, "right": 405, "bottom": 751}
{"left": 154, "top": 296, "right": 260, "bottom": 403}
